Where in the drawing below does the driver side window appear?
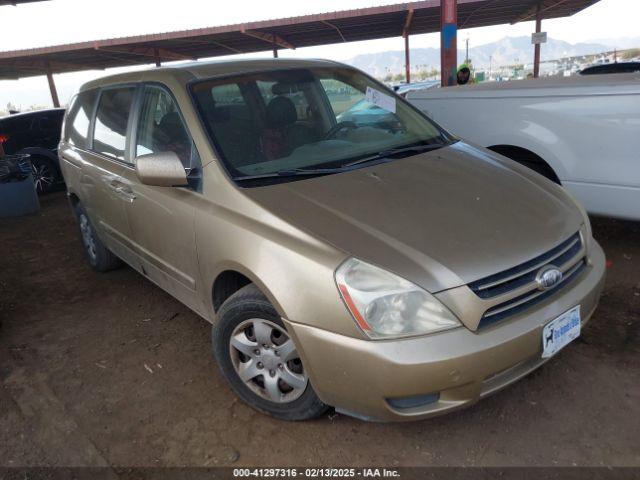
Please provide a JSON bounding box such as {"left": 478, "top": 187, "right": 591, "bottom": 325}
{"left": 320, "top": 77, "right": 404, "bottom": 136}
{"left": 136, "top": 86, "right": 195, "bottom": 168}
{"left": 319, "top": 78, "right": 364, "bottom": 118}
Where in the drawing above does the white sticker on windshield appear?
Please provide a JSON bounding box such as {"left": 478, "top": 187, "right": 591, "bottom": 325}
{"left": 365, "top": 86, "right": 396, "bottom": 113}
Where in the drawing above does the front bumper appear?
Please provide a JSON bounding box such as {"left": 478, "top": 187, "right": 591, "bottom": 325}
{"left": 284, "top": 241, "right": 606, "bottom": 422}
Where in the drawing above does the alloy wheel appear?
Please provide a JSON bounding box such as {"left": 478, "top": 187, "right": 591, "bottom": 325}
{"left": 31, "top": 162, "right": 55, "bottom": 193}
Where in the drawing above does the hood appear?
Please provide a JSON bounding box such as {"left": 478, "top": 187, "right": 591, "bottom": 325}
{"left": 242, "top": 142, "right": 583, "bottom": 292}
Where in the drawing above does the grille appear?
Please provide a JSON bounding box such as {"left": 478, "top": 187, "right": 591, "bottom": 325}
{"left": 469, "top": 232, "right": 586, "bottom": 329}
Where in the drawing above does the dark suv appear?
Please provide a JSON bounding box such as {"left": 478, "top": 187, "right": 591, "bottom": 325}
{"left": 0, "top": 108, "right": 65, "bottom": 193}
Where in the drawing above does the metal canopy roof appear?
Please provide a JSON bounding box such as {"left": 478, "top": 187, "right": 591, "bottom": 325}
{"left": 0, "top": 0, "right": 48, "bottom": 6}
{"left": 0, "top": 0, "right": 601, "bottom": 80}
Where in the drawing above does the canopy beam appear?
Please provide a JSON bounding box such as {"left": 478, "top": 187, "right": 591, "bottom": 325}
{"left": 241, "top": 29, "right": 295, "bottom": 50}
{"left": 46, "top": 63, "right": 59, "bottom": 107}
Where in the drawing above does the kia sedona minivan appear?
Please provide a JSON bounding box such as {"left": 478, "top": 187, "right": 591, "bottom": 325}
{"left": 59, "top": 59, "right": 605, "bottom": 421}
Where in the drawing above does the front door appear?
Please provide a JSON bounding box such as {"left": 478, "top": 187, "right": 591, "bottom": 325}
{"left": 118, "top": 85, "right": 203, "bottom": 314}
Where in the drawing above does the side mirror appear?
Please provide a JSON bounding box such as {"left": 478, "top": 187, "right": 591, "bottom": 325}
{"left": 135, "top": 151, "right": 189, "bottom": 187}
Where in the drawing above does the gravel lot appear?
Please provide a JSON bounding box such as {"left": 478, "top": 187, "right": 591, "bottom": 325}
{"left": 1, "top": 192, "right": 638, "bottom": 467}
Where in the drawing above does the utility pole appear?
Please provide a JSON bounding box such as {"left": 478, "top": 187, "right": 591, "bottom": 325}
{"left": 465, "top": 35, "right": 469, "bottom": 64}
{"left": 533, "top": 3, "right": 542, "bottom": 78}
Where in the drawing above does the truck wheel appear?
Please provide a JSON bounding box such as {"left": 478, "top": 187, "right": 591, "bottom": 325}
{"left": 74, "top": 203, "right": 122, "bottom": 272}
{"left": 213, "top": 284, "right": 328, "bottom": 421}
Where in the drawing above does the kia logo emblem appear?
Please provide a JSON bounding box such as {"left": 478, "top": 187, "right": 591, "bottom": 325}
{"left": 536, "top": 266, "right": 563, "bottom": 291}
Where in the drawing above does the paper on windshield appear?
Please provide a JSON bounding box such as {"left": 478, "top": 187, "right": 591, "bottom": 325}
{"left": 365, "top": 86, "right": 396, "bottom": 114}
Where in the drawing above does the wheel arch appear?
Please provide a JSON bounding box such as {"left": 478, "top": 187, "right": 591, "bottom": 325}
{"left": 210, "top": 264, "right": 284, "bottom": 318}
{"left": 67, "top": 191, "right": 81, "bottom": 207}
{"left": 487, "top": 144, "right": 562, "bottom": 184}
{"left": 16, "top": 147, "right": 61, "bottom": 173}
{"left": 212, "top": 270, "right": 252, "bottom": 313}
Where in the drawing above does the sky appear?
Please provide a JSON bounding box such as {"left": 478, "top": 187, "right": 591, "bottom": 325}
{"left": 1, "top": 0, "right": 639, "bottom": 109}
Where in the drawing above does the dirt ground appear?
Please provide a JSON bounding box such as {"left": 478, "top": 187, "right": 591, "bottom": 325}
{"left": 0, "top": 191, "right": 638, "bottom": 468}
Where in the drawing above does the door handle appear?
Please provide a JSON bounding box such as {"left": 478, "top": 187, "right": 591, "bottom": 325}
{"left": 109, "top": 180, "right": 137, "bottom": 203}
{"left": 117, "top": 188, "right": 137, "bottom": 203}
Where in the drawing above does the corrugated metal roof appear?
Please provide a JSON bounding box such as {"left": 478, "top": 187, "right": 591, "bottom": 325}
{"left": 0, "top": 0, "right": 601, "bottom": 80}
{"left": 0, "top": 0, "right": 48, "bottom": 6}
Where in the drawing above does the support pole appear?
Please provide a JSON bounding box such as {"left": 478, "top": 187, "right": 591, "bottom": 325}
{"left": 533, "top": 4, "right": 542, "bottom": 78}
{"left": 46, "top": 65, "right": 60, "bottom": 108}
{"left": 154, "top": 48, "right": 161, "bottom": 67}
{"left": 402, "top": 8, "right": 414, "bottom": 84}
{"left": 404, "top": 33, "right": 410, "bottom": 84}
{"left": 272, "top": 34, "right": 278, "bottom": 58}
{"left": 440, "top": 0, "right": 458, "bottom": 87}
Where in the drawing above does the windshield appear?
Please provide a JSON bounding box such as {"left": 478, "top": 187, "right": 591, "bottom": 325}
{"left": 190, "top": 66, "right": 450, "bottom": 183}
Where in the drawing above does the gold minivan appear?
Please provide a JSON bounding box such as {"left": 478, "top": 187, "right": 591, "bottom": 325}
{"left": 59, "top": 59, "right": 605, "bottom": 421}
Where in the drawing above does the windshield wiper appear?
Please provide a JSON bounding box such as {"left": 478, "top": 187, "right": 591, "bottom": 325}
{"left": 232, "top": 140, "right": 456, "bottom": 182}
{"left": 232, "top": 167, "right": 345, "bottom": 182}
{"left": 342, "top": 140, "right": 453, "bottom": 168}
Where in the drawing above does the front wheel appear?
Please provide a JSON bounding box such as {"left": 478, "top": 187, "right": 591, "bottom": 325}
{"left": 213, "top": 284, "right": 328, "bottom": 421}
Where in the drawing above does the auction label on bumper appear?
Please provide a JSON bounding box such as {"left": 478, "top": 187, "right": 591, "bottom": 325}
{"left": 233, "top": 468, "right": 400, "bottom": 478}
{"left": 542, "top": 305, "right": 581, "bottom": 358}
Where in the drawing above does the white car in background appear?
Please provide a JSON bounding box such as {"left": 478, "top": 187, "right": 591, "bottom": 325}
{"left": 407, "top": 73, "right": 640, "bottom": 221}
{"left": 393, "top": 80, "right": 440, "bottom": 97}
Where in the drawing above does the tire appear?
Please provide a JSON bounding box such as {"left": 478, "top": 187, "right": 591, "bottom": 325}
{"left": 30, "top": 156, "right": 59, "bottom": 194}
{"left": 213, "top": 284, "right": 328, "bottom": 421}
{"left": 74, "top": 203, "right": 122, "bottom": 272}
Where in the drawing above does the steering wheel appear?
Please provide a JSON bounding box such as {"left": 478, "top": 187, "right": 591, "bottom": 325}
{"left": 324, "top": 121, "right": 357, "bottom": 140}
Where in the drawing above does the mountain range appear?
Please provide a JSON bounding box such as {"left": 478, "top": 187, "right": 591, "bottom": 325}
{"left": 346, "top": 36, "right": 639, "bottom": 77}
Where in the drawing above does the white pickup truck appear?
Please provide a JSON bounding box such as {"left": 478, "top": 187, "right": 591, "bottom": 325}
{"left": 407, "top": 74, "right": 640, "bottom": 220}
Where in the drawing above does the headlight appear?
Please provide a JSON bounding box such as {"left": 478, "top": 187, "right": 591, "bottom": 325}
{"left": 566, "top": 193, "right": 592, "bottom": 249}
{"left": 579, "top": 206, "right": 592, "bottom": 247}
{"left": 582, "top": 216, "right": 593, "bottom": 251}
{"left": 335, "top": 258, "right": 461, "bottom": 339}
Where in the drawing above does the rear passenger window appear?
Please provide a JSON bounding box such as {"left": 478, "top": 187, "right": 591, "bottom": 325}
{"left": 135, "top": 86, "right": 195, "bottom": 168}
{"left": 210, "top": 83, "right": 244, "bottom": 106}
{"left": 65, "top": 90, "right": 98, "bottom": 149}
{"left": 93, "top": 87, "right": 135, "bottom": 161}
